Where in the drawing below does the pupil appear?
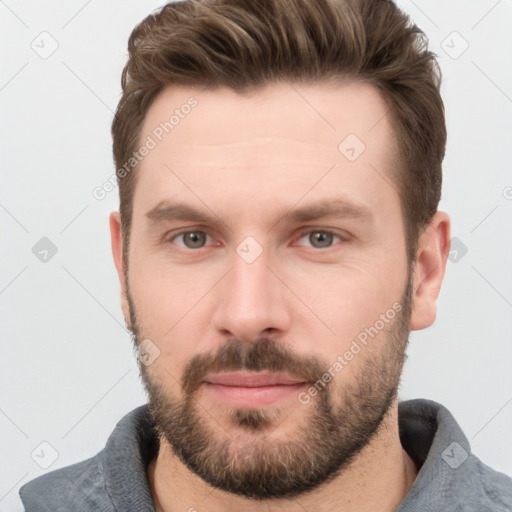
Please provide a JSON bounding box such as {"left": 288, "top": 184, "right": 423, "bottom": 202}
{"left": 185, "top": 232, "right": 205, "bottom": 248}
{"left": 311, "top": 231, "right": 332, "bottom": 248}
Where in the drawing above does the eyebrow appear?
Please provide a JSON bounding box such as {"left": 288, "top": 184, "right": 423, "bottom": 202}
{"left": 145, "top": 198, "right": 373, "bottom": 229}
{"left": 276, "top": 199, "right": 373, "bottom": 225}
{"left": 146, "top": 202, "right": 221, "bottom": 225}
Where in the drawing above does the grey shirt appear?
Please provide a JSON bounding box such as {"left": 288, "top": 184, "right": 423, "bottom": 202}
{"left": 19, "top": 399, "right": 512, "bottom": 511}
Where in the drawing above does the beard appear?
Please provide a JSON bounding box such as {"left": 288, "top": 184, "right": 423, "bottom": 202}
{"left": 126, "top": 276, "right": 413, "bottom": 500}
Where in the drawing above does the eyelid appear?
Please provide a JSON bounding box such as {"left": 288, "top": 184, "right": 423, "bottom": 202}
{"left": 294, "top": 228, "right": 346, "bottom": 248}
{"left": 162, "top": 226, "right": 350, "bottom": 250}
{"left": 165, "top": 228, "right": 216, "bottom": 249}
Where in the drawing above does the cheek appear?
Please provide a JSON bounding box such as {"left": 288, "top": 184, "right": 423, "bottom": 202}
{"left": 129, "top": 256, "right": 225, "bottom": 379}
{"left": 130, "top": 248, "right": 221, "bottom": 329}
{"left": 280, "top": 256, "right": 406, "bottom": 345}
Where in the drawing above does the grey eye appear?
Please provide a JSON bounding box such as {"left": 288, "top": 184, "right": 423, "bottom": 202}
{"left": 178, "top": 231, "right": 207, "bottom": 249}
{"left": 308, "top": 231, "right": 334, "bottom": 248}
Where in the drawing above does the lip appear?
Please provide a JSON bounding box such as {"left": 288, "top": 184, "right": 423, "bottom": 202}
{"left": 201, "top": 372, "right": 308, "bottom": 408}
{"left": 203, "top": 371, "right": 305, "bottom": 387}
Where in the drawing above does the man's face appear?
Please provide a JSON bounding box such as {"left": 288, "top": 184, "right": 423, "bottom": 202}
{"left": 121, "top": 81, "right": 413, "bottom": 498}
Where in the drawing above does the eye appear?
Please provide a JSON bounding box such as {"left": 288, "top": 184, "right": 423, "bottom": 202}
{"left": 296, "top": 230, "right": 342, "bottom": 249}
{"left": 172, "top": 230, "right": 211, "bottom": 249}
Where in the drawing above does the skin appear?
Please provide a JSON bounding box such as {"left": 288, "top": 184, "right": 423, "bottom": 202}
{"left": 110, "top": 81, "right": 450, "bottom": 511}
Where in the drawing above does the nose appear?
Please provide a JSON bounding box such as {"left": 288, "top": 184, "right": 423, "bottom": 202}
{"left": 211, "top": 243, "right": 292, "bottom": 343}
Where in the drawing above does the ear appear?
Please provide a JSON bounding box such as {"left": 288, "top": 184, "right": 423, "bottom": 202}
{"left": 109, "top": 211, "right": 130, "bottom": 329}
{"left": 409, "top": 211, "right": 451, "bottom": 331}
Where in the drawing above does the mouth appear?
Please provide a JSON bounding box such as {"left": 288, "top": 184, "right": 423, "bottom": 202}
{"left": 204, "top": 371, "right": 306, "bottom": 387}
{"left": 201, "top": 371, "right": 309, "bottom": 408}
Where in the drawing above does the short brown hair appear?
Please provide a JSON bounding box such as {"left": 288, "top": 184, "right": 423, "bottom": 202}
{"left": 112, "top": 0, "right": 446, "bottom": 266}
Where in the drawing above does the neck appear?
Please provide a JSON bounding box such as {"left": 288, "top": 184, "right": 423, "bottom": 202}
{"left": 147, "top": 403, "right": 418, "bottom": 512}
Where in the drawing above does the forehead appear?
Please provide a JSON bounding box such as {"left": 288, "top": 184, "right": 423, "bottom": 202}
{"left": 141, "top": 80, "right": 395, "bottom": 151}
{"left": 133, "top": 81, "right": 400, "bottom": 222}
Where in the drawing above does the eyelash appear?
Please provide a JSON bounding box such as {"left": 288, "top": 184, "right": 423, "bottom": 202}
{"left": 296, "top": 229, "right": 344, "bottom": 248}
{"left": 166, "top": 228, "right": 346, "bottom": 250}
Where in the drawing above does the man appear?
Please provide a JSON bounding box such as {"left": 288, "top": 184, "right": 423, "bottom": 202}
{"left": 19, "top": 0, "right": 512, "bottom": 510}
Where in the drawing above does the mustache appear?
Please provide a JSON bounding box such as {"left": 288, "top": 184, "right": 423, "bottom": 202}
{"left": 181, "top": 337, "right": 329, "bottom": 396}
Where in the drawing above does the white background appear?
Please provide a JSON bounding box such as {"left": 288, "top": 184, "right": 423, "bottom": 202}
{"left": 1, "top": 1, "right": 511, "bottom": 510}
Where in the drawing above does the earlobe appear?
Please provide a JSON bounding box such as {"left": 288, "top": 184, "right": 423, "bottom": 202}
{"left": 409, "top": 211, "right": 451, "bottom": 331}
{"left": 109, "top": 211, "right": 130, "bottom": 328}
